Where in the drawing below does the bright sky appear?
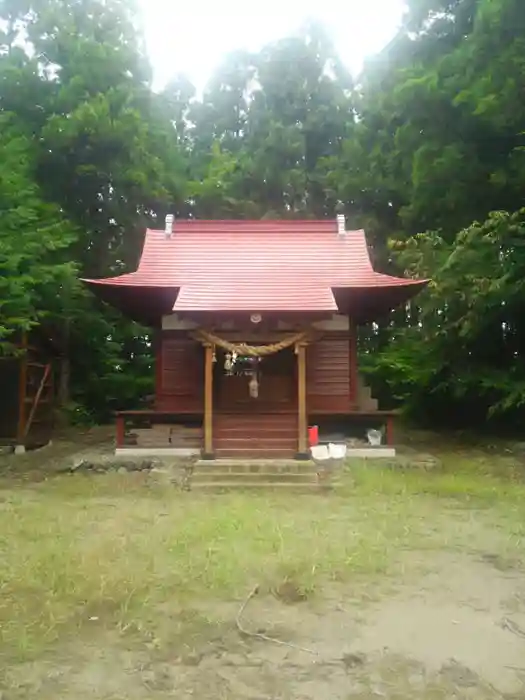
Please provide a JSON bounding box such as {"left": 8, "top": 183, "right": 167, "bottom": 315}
{"left": 140, "top": 0, "right": 407, "bottom": 92}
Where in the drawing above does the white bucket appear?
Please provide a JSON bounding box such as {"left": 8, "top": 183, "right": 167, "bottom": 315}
{"left": 328, "top": 443, "right": 347, "bottom": 460}
{"left": 311, "top": 444, "right": 330, "bottom": 461}
{"left": 367, "top": 429, "right": 382, "bottom": 447}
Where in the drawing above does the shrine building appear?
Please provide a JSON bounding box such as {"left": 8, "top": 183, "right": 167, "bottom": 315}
{"left": 83, "top": 216, "right": 427, "bottom": 459}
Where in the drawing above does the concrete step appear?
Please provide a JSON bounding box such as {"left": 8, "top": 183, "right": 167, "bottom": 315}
{"left": 188, "top": 481, "right": 331, "bottom": 493}
{"left": 195, "top": 459, "right": 316, "bottom": 473}
{"left": 191, "top": 471, "right": 318, "bottom": 484}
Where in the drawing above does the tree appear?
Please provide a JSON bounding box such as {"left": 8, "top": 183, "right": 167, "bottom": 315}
{"left": 189, "top": 23, "right": 355, "bottom": 219}
{"left": 0, "top": 115, "right": 77, "bottom": 351}
{"left": 0, "top": 0, "right": 186, "bottom": 416}
{"left": 2, "top": 0, "right": 525, "bottom": 429}
{"left": 372, "top": 209, "right": 525, "bottom": 426}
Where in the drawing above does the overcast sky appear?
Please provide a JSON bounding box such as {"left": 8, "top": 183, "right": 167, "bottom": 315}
{"left": 140, "top": 0, "right": 407, "bottom": 92}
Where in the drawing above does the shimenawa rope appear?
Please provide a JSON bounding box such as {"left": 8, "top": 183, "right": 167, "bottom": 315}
{"left": 191, "top": 328, "right": 312, "bottom": 357}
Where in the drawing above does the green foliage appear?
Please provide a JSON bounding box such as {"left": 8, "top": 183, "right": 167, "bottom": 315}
{"left": 1, "top": 0, "right": 525, "bottom": 428}
{"left": 0, "top": 115, "right": 77, "bottom": 350}
{"left": 0, "top": 0, "right": 184, "bottom": 417}
{"left": 373, "top": 209, "right": 525, "bottom": 425}
{"left": 346, "top": 0, "right": 525, "bottom": 427}
{"left": 187, "top": 23, "right": 355, "bottom": 219}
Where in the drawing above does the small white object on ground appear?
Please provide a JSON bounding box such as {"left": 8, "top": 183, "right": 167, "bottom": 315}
{"left": 311, "top": 443, "right": 347, "bottom": 461}
{"left": 311, "top": 445, "right": 330, "bottom": 461}
{"left": 367, "top": 429, "right": 382, "bottom": 446}
{"left": 328, "top": 443, "right": 347, "bottom": 460}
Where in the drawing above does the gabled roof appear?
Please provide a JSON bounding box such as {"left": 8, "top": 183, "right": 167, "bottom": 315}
{"left": 83, "top": 219, "right": 428, "bottom": 319}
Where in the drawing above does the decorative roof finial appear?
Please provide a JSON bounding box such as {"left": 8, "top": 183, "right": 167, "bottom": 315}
{"left": 165, "top": 214, "right": 174, "bottom": 238}
{"left": 337, "top": 214, "right": 346, "bottom": 237}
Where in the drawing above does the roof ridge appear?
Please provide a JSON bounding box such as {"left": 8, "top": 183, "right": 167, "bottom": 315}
{"left": 150, "top": 218, "right": 337, "bottom": 223}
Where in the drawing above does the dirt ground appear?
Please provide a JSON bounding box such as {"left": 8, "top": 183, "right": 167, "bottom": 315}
{"left": 1, "top": 428, "right": 524, "bottom": 699}
{"left": 4, "top": 550, "right": 524, "bottom": 699}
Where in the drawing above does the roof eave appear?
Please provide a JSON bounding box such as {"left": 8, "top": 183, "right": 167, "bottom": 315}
{"left": 334, "top": 279, "right": 430, "bottom": 323}
{"left": 82, "top": 279, "right": 178, "bottom": 326}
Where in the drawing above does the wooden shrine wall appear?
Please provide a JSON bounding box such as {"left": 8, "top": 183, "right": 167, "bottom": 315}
{"left": 155, "top": 331, "right": 204, "bottom": 412}
{"left": 307, "top": 331, "right": 353, "bottom": 413}
{"left": 155, "top": 327, "right": 356, "bottom": 415}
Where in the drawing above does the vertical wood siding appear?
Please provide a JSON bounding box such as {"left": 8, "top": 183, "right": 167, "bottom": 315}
{"left": 307, "top": 331, "right": 352, "bottom": 412}
{"left": 155, "top": 329, "right": 355, "bottom": 415}
{"left": 155, "top": 331, "right": 203, "bottom": 412}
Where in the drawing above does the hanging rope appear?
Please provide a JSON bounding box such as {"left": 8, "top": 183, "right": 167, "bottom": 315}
{"left": 191, "top": 328, "right": 312, "bottom": 357}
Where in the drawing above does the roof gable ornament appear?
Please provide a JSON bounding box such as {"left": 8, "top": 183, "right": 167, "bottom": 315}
{"left": 336, "top": 214, "right": 346, "bottom": 237}
{"left": 165, "top": 214, "right": 174, "bottom": 238}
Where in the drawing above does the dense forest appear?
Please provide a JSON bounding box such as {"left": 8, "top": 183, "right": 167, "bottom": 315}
{"left": 1, "top": 0, "right": 524, "bottom": 429}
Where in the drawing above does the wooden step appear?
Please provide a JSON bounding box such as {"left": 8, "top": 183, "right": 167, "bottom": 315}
{"left": 214, "top": 426, "right": 296, "bottom": 433}
{"left": 214, "top": 438, "right": 297, "bottom": 447}
{"left": 213, "top": 412, "right": 298, "bottom": 454}
{"left": 214, "top": 415, "right": 297, "bottom": 443}
{"left": 213, "top": 440, "right": 297, "bottom": 457}
{"left": 214, "top": 448, "right": 297, "bottom": 459}
{"left": 214, "top": 413, "right": 296, "bottom": 422}
{"left": 214, "top": 423, "right": 297, "bottom": 432}
{"left": 214, "top": 436, "right": 296, "bottom": 446}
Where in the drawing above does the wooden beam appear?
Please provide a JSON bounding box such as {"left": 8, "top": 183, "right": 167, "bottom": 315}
{"left": 24, "top": 363, "right": 51, "bottom": 439}
{"left": 297, "top": 343, "right": 308, "bottom": 456}
{"left": 116, "top": 414, "right": 125, "bottom": 448}
{"left": 203, "top": 344, "right": 214, "bottom": 457}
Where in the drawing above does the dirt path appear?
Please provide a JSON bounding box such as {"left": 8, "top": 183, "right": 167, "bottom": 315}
{"left": 4, "top": 550, "right": 524, "bottom": 699}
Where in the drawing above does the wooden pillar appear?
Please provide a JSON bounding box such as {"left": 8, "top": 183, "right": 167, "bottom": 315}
{"left": 296, "top": 342, "right": 308, "bottom": 458}
{"left": 116, "top": 413, "right": 125, "bottom": 448}
{"left": 349, "top": 319, "right": 358, "bottom": 408}
{"left": 203, "top": 343, "right": 214, "bottom": 458}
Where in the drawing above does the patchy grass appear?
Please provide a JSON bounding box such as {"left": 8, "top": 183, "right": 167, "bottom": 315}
{"left": 0, "top": 475, "right": 407, "bottom": 661}
{"left": 1, "top": 455, "right": 525, "bottom": 666}
{"left": 0, "top": 437, "right": 525, "bottom": 698}
{"left": 346, "top": 457, "right": 525, "bottom": 503}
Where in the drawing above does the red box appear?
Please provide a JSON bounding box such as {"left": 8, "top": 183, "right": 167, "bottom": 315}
{"left": 308, "top": 425, "right": 319, "bottom": 447}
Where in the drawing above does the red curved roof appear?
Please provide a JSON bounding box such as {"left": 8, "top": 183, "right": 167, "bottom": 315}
{"left": 83, "top": 219, "right": 427, "bottom": 316}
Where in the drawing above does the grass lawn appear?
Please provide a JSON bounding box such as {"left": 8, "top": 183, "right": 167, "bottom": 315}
{"left": 0, "top": 434, "right": 525, "bottom": 698}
